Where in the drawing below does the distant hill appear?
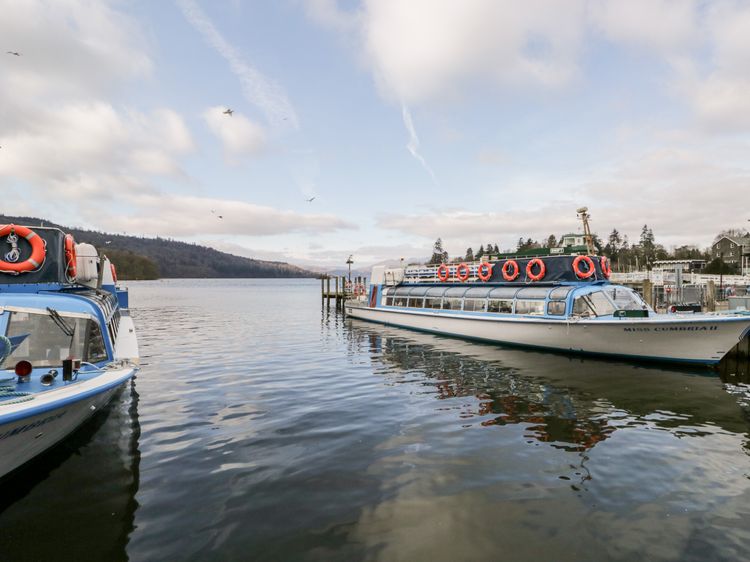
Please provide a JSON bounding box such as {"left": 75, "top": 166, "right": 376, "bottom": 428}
{"left": 0, "top": 215, "right": 317, "bottom": 279}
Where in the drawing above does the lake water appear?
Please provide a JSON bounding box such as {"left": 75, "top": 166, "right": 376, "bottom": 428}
{"left": 2, "top": 279, "right": 750, "bottom": 561}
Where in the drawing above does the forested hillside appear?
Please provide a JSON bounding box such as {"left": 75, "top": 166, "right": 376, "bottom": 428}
{"left": 0, "top": 215, "right": 317, "bottom": 279}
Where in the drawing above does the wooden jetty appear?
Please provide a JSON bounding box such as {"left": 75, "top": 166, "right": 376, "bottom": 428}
{"left": 321, "top": 275, "right": 367, "bottom": 306}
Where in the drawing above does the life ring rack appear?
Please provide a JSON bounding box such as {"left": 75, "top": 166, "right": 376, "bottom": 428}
{"left": 0, "top": 224, "right": 46, "bottom": 274}
{"left": 572, "top": 255, "right": 596, "bottom": 279}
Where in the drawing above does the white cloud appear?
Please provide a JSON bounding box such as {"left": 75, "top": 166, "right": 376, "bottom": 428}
{"left": 203, "top": 106, "right": 266, "bottom": 156}
{"left": 104, "top": 195, "right": 357, "bottom": 237}
{"left": 177, "top": 0, "right": 299, "bottom": 129}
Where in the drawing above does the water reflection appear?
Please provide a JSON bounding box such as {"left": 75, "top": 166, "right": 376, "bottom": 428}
{"left": 0, "top": 380, "right": 142, "bottom": 562}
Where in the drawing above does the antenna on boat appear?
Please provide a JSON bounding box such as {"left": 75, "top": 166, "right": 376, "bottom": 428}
{"left": 576, "top": 206, "right": 596, "bottom": 255}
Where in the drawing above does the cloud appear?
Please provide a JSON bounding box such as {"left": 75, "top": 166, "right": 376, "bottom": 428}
{"left": 177, "top": 0, "right": 299, "bottom": 129}
{"left": 105, "top": 194, "right": 357, "bottom": 237}
{"left": 401, "top": 105, "right": 436, "bottom": 182}
{"left": 203, "top": 106, "right": 266, "bottom": 156}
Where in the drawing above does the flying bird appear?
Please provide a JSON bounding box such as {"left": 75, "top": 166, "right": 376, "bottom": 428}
{"left": 306, "top": 196, "right": 316, "bottom": 202}
{"left": 6, "top": 51, "right": 20, "bottom": 56}
{"left": 223, "top": 109, "right": 233, "bottom": 116}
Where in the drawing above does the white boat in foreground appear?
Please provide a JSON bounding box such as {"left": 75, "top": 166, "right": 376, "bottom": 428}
{"left": 346, "top": 255, "right": 750, "bottom": 365}
{"left": 0, "top": 224, "right": 139, "bottom": 479}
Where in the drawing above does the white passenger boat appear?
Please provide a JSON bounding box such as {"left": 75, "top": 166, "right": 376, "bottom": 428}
{"left": 0, "top": 224, "right": 139, "bottom": 479}
{"left": 345, "top": 255, "right": 750, "bottom": 365}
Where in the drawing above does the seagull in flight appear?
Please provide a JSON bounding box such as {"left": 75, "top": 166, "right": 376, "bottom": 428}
{"left": 6, "top": 51, "right": 20, "bottom": 56}
{"left": 211, "top": 209, "right": 224, "bottom": 219}
{"left": 223, "top": 108, "right": 233, "bottom": 116}
{"left": 306, "top": 196, "right": 316, "bottom": 202}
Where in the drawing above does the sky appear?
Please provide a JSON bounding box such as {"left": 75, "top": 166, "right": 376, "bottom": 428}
{"left": 1, "top": 0, "right": 750, "bottom": 269}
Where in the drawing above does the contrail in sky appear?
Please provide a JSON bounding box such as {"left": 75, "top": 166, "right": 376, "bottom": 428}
{"left": 401, "top": 104, "right": 436, "bottom": 183}
{"left": 177, "top": 0, "right": 298, "bottom": 129}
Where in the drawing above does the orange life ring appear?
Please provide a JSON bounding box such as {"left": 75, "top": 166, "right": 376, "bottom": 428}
{"left": 456, "top": 262, "right": 470, "bottom": 281}
{"left": 501, "top": 260, "right": 519, "bottom": 281}
{"left": 477, "top": 262, "right": 493, "bottom": 282}
{"left": 64, "top": 234, "right": 77, "bottom": 279}
{"left": 110, "top": 263, "right": 118, "bottom": 283}
{"left": 0, "top": 224, "right": 46, "bottom": 273}
{"left": 437, "top": 264, "right": 450, "bottom": 282}
{"left": 573, "top": 255, "right": 596, "bottom": 279}
{"left": 600, "top": 256, "right": 611, "bottom": 279}
{"left": 526, "top": 258, "right": 546, "bottom": 281}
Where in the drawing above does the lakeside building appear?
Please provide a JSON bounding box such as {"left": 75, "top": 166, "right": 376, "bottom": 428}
{"left": 652, "top": 259, "right": 707, "bottom": 273}
{"left": 712, "top": 235, "right": 750, "bottom": 275}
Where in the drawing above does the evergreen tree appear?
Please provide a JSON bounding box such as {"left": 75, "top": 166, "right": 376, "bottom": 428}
{"left": 465, "top": 247, "right": 474, "bottom": 261}
{"left": 639, "top": 225, "right": 656, "bottom": 266}
{"left": 493, "top": 244, "right": 500, "bottom": 254}
{"left": 429, "top": 238, "right": 448, "bottom": 264}
{"left": 545, "top": 234, "right": 557, "bottom": 248}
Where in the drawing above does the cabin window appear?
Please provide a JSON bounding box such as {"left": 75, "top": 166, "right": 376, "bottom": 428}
{"left": 487, "top": 299, "right": 513, "bottom": 313}
{"left": 515, "top": 287, "right": 550, "bottom": 299}
{"left": 549, "top": 286, "right": 573, "bottom": 300}
{"left": 464, "top": 287, "right": 491, "bottom": 298}
{"left": 407, "top": 297, "right": 424, "bottom": 308}
{"left": 515, "top": 300, "right": 545, "bottom": 315}
{"left": 572, "top": 291, "right": 616, "bottom": 317}
{"left": 424, "top": 298, "right": 442, "bottom": 309}
{"left": 463, "top": 298, "right": 487, "bottom": 312}
{"left": 488, "top": 287, "right": 518, "bottom": 299}
{"left": 442, "top": 298, "right": 462, "bottom": 310}
{"left": 384, "top": 297, "right": 394, "bottom": 306}
{"left": 2, "top": 312, "right": 107, "bottom": 368}
{"left": 604, "top": 287, "right": 647, "bottom": 311}
{"left": 547, "top": 301, "right": 566, "bottom": 315}
{"left": 394, "top": 297, "right": 408, "bottom": 307}
{"left": 444, "top": 287, "right": 467, "bottom": 298}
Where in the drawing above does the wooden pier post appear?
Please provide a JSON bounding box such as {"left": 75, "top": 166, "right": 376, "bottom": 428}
{"left": 326, "top": 276, "right": 331, "bottom": 305}
{"left": 642, "top": 279, "right": 653, "bottom": 309}
{"left": 706, "top": 280, "right": 716, "bottom": 312}
{"left": 321, "top": 277, "right": 324, "bottom": 302}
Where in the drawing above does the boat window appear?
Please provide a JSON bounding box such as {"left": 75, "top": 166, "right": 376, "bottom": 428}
{"left": 425, "top": 287, "right": 446, "bottom": 297}
{"left": 384, "top": 297, "right": 394, "bottom": 306}
{"left": 381, "top": 287, "right": 392, "bottom": 296}
{"left": 424, "top": 297, "right": 442, "bottom": 309}
{"left": 464, "top": 287, "right": 491, "bottom": 298}
{"left": 572, "top": 291, "right": 616, "bottom": 317}
{"left": 463, "top": 298, "right": 487, "bottom": 312}
{"left": 604, "top": 286, "right": 648, "bottom": 311}
{"left": 515, "top": 287, "right": 549, "bottom": 299}
{"left": 547, "top": 301, "right": 566, "bottom": 316}
{"left": 515, "top": 300, "right": 545, "bottom": 315}
{"left": 393, "top": 297, "right": 408, "bottom": 307}
{"left": 444, "top": 287, "right": 468, "bottom": 297}
{"left": 408, "top": 286, "right": 430, "bottom": 297}
{"left": 549, "top": 286, "right": 573, "bottom": 300}
{"left": 393, "top": 287, "right": 411, "bottom": 296}
{"left": 407, "top": 297, "right": 424, "bottom": 308}
{"left": 2, "top": 312, "right": 108, "bottom": 368}
{"left": 442, "top": 298, "right": 462, "bottom": 310}
{"left": 487, "top": 299, "right": 513, "bottom": 313}
{"left": 488, "top": 287, "right": 518, "bottom": 299}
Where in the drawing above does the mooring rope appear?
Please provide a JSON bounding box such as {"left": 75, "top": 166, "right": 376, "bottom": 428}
{"left": 0, "top": 386, "right": 33, "bottom": 405}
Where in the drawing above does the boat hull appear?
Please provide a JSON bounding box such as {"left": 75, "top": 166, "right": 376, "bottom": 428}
{"left": 0, "top": 367, "right": 136, "bottom": 479}
{"left": 345, "top": 305, "right": 750, "bottom": 364}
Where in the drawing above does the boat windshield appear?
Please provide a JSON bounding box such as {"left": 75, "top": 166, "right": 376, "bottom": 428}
{"left": 572, "top": 291, "right": 616, "bottom": 317}
{"left": 604, "top": 286, "right": 650, "bottom": 311}
{"left": 2, "top": 310, "right": 108, "bottom": 369}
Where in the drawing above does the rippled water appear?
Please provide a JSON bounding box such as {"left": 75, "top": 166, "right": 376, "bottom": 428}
{"left": 2, "top": 279, "right": 750, "bottom": 561}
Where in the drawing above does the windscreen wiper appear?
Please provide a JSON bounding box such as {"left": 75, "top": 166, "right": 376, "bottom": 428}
{"left": 46, "top": 307, "right": 74, "bottom": 337}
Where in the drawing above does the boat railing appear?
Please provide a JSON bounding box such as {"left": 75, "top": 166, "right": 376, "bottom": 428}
{"left": 610, "top": 271, "right": 750, "bottom": 286}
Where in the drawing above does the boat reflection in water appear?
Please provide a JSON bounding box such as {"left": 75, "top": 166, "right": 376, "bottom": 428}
{"left": 343, "top": 318, "right": 750, "bottom": 560}
{"left": 0, "top": 380, "right": 141, "bottom": 562}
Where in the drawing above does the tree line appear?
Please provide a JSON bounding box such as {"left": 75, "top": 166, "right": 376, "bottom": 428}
{"left": 428, "top": 226, "right": 748, "bottom": 274}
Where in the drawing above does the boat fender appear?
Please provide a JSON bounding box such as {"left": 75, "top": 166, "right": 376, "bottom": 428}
{"left": 600, "top": 256, "right": 611, "bottom": 279}
{"left": 526, "top": 258, "right": 546, "bottom": 282}
{"left": 477, "top": 262, "right": 493, "bottom": 282}
{"left": 501, "top": 260, "right": 520, "bottom": 281}
{"left": 573, "top": 255, "right": 596, "bottom": 279}
{"left": 65, "top": 234, "right": 77, "bottom": 280}
{"left": 437, "top": 264, "right": 450, "bottom": 282}
{"left": 0, "top": 224, "right": 46, "bottom": 274}
{"left": 456, "top": 262, "right": 470, "bottom": 281}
